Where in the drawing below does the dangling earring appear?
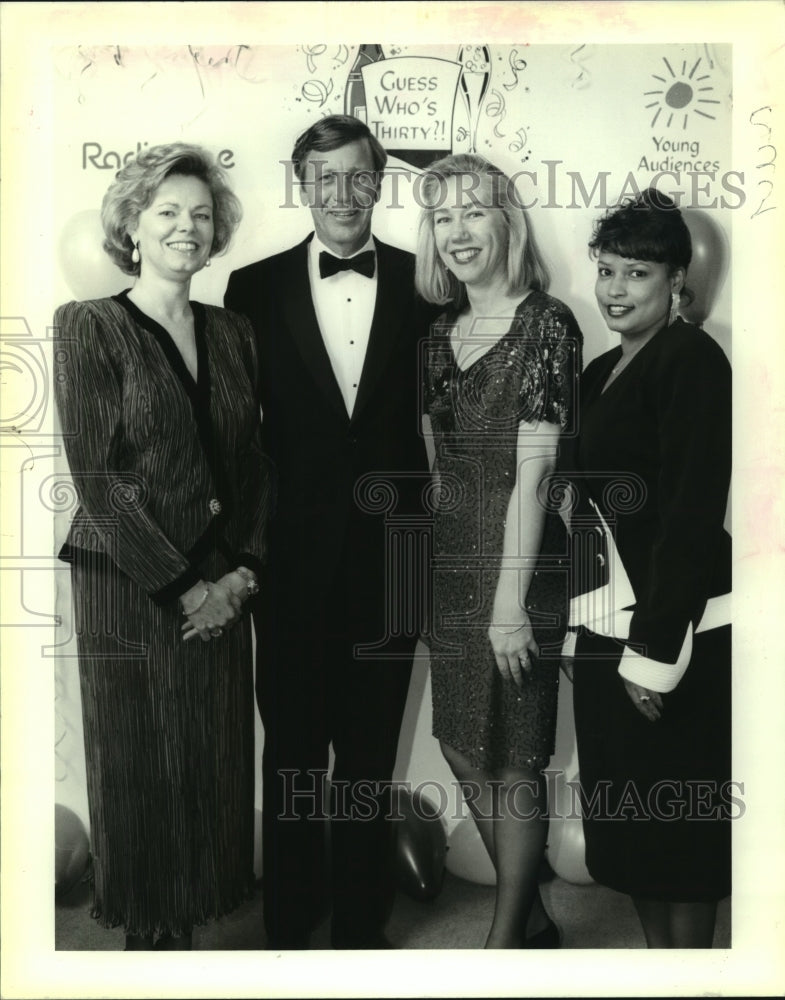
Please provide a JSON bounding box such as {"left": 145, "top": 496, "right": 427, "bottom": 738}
{"left": 669, "top": 290, "right": 680, "bottom": 325}
{"left": 131, "top": 242, "right": 140, "bottom": 265}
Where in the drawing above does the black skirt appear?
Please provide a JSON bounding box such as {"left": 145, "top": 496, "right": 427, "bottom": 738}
{"left": 572, "top": 625, "right": 731, "bottom": 902}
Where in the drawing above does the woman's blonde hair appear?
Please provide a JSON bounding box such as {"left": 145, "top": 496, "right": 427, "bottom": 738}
{"left": 415, "top": 153, "right": 549, "bottom": 309}
{"left": 101, "top": 142, "right": 242, "bottom": 276}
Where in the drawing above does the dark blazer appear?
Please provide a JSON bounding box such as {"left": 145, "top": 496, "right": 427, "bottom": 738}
{"left": 563, "top": 318, "right": 731, "bottom": 667}
{"left": 225, "top": 235, "right": 433, "bottom": 594}
{"left": 54, "top": 294, "right": 272, "bottom": 605}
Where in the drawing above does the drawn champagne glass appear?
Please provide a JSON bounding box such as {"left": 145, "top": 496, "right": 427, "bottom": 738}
{"left": 458, "top": 45, "right": 491, "bottom": 152}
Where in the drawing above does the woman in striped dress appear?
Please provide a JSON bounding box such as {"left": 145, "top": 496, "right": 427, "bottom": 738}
{"left": 54, "top": 143, "right": 272, "bottom": 950}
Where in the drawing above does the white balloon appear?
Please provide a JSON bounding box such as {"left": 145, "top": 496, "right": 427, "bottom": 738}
{"left": 58, "top": 210, "right": 129, "bottom": 301}
{"left": 546, "top": 770, "right": 594, "bottom": 885}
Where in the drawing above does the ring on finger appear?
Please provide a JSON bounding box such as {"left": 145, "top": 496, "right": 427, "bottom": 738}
{"left": 210, "top": 627, "right": 224, "bottom": 638}
{"left": 639, "top": 694, "right": 651, "bottom": 703}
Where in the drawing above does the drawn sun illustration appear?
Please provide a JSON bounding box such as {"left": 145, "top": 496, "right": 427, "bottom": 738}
{"left": 644, "top": 56, "right": 720, "bottom": 129}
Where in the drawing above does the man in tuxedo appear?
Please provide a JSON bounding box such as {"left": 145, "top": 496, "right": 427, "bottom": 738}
{"left": 225, "top": 115, "right": 434, "bottom": 949}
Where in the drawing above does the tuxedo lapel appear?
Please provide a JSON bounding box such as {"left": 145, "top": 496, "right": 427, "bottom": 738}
{"left": 279, "top": 236, "right": 348, "bottom": 422}
{"left": 351, "top": 239, "right": 406, "bottom": 425}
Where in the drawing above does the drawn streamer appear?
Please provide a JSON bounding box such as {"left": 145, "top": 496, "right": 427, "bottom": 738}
{"left": 569, "top": 44, "right": 591, "bottom": 90}
{"left": 302, "top": 78, "right": 334, "bottom": 107}
{"left": 302, "top": 44, "right": 327, "bottom": 75}
{"left": 485, "top": 89, "right": 507, "bottom": 139}
{"left": 508, "top": 127, "right": 529, "bottom": 154}
{"left": 503, "top": 48, "right": 527, "bottom": 91}
{"left": 75, "top": 45, "right": 95, "bottom": 104}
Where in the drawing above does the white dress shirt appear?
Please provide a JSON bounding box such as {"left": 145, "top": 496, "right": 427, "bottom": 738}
{"left": 308, "top": 234, "right": 377, "bottom": 417}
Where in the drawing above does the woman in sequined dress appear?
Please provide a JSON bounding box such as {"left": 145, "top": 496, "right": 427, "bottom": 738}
{"left": 416, "top": 154, "right": 582, "bottom": 948}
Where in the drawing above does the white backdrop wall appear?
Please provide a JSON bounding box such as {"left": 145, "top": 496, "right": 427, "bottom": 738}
{"left": 50, "top": 41, "right": 733, "bottom": 839}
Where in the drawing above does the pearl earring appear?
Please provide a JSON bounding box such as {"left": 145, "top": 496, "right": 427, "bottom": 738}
{"left": 131, "top": 243, "right": 140, "bottom": 264}
{"left": 204, "top": 258, "right": 211, "bottom": 268}
{"left": 669, "top": 290, "right": 680, "bottom": 325}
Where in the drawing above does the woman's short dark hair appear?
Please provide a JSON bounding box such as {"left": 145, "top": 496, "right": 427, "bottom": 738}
{"left": 101, "top": 142, "right": 242, "bottom": 276}
{"left": 588, "top": 187, "right": 692, "bottom": 275}
{"left": 291, "top": 114, "right": 387, "bottom": 180}
{"left": 415, "top": 153, "right": 550, "bottom": 309}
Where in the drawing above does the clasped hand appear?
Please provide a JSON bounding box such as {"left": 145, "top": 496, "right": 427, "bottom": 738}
{"left": 180, "top": 570, "right": 256, "bottom": 642}
{"left": 623, "top": 678, "right": 664, "bottom": 722}
{"left": 488, "top": 613, "right": 539, "bottom": 690}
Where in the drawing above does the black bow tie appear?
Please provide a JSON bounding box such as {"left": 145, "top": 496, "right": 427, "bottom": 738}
{"left": 319, "top": 249, "right": 375, "bottom": 280}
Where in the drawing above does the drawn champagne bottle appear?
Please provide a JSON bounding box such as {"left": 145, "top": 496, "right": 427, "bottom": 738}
{"left": 344, "top": 44, "right": 385, "bottom": 123}
{"left": 458, "top": 45, "right": 491, "bottom": 153}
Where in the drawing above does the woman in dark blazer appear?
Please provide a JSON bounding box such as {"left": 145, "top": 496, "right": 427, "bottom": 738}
{"left": 563, "top": 189, "right": 731, "bottom": 947}
{"left": 54, "top": 143, "right": 272, "bottom": 950}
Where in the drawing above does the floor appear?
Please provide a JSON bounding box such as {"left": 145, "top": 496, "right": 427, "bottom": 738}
{"left": 55, "top": 861, "right": 731, "bottom": 951}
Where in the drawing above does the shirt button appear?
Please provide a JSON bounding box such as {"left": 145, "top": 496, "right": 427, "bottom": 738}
{"left": 209, "top": 498, "right": 222, "bottom": 515}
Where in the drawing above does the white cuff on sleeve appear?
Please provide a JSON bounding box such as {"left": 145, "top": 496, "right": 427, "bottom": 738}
{"left": 617, "top": 625, "right": 693, "bottom": 693}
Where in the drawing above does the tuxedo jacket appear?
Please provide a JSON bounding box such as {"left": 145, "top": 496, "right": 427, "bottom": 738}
{"left": 54, "top": 294, "right": 272, "bottom": 605}
{"left": 225, "top": 235, "right": 434, "bottom": 594}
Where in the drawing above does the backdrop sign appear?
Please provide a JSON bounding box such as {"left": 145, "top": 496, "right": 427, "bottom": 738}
{"left": 359, "top": 55, "right": 461, "bottom": 167}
